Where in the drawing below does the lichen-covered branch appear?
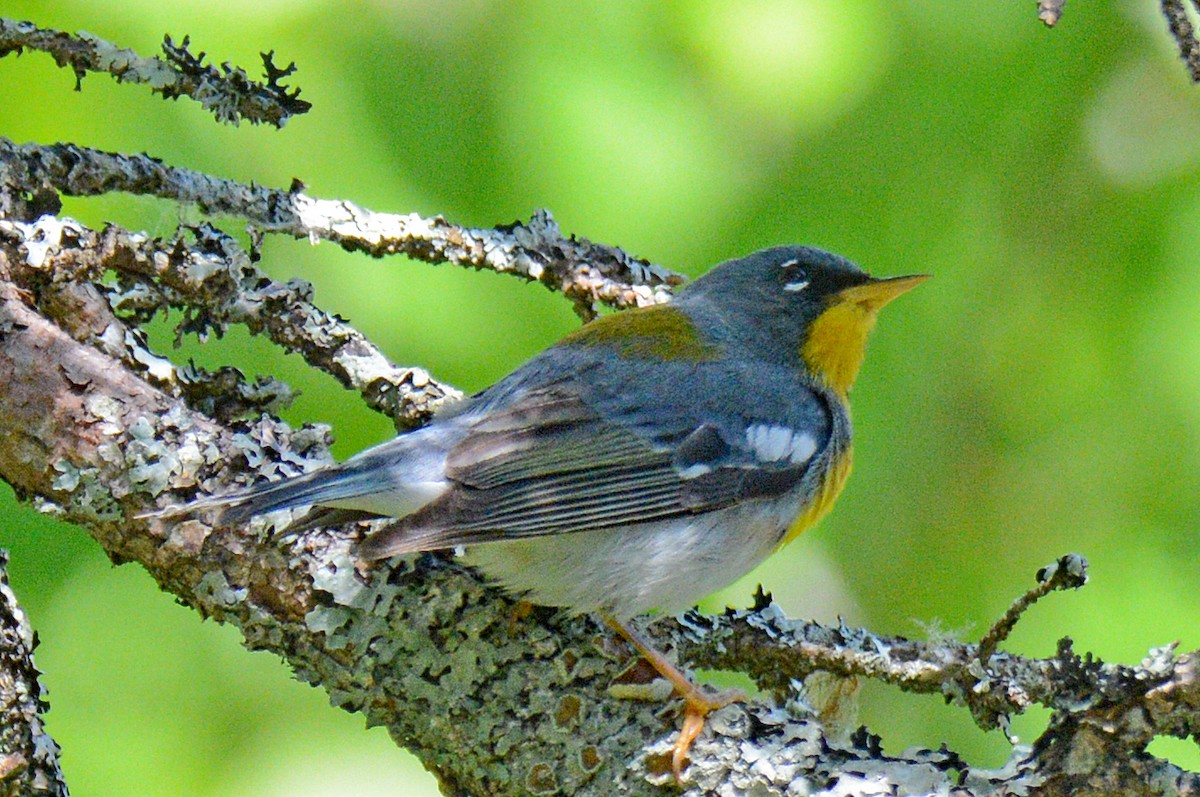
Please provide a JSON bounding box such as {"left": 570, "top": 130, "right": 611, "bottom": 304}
{"left": 0, "top": 138, "right": 681, "bottom": 320}
{"left": 0, "top": 17, "right": 309, "bottom": 127}
{"left": 669, "top": 557, "right": 1093, "bottom": 727}
{"left": 0, "top": 550, "right": 68, "bottom": 797}
{"left": 114, "top": 220, "right": 460, "bottom": 429}
{"left": 1162, "top": 0, "right": 1200, "bottom": 81}
{"left": 1037, "top": 0, "right": 1068, "bottom": 27}
{"left": 0, "top": 212, "right": 454, "bottom": 428}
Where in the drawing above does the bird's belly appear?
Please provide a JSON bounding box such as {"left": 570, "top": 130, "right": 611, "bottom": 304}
{"left": 462, "top": 496, "right": 802, "bottom": 618}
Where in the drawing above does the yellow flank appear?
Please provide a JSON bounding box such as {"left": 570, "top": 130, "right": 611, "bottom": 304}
{"left": 782, "top": 447, "right": 853, "bottom": 546}
{"left": 561, "top": 305, "right": 724, "bottom": 362}
{"left": 800, "top": 301, "right": 879, "bottom": 398}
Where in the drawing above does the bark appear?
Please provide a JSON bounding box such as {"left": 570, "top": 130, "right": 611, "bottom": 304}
{"left": 0, "top": 551, "right": 68, "bottom": 797}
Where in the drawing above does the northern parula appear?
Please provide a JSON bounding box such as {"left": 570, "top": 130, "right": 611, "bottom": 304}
{"left": 177, "top": 245, "right": 924, "bottom": 777}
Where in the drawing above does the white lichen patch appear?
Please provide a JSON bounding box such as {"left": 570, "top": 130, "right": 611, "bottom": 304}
{"left": 1, "top": 215, "right": 85, "bottom": 268}
{"left": 126, "top": 330, "right": 177, "bottom": 382}
{"left": 310, "top": 552, "right": 372, "bottom": 609}
{"left": 194, "top": 570, "right": 248, "bottom": 608}
{"left": 84, "top": 394, "right": 126, "bottom": 436}
{"left": 50, "top": 461, "right": 80, "bottom": 492}
{"left": 47, "top": 457, "right": 122, "bottom": 521}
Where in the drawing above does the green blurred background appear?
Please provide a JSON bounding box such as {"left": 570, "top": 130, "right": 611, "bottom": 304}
{"left": 3, "top": 0, "right": 1200, "bottom": 793}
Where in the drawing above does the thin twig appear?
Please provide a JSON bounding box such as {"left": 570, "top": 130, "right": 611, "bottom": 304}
{"left": 0, "top": 18, "right": 308, "bottom": 126}
{"left": 1162, "top": 0, "right": 1200, "bottom": 82}
{"left": 1037, "top": 0, "right": 1068, "bottom": 27}
{"left": 669, "top": 558, "right": 1199, "bottom": 748}
{"left": 977, "top": 552, "right": 1088, "bottom": 662}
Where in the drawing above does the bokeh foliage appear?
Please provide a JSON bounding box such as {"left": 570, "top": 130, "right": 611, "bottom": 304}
{"left": 3, "top": 1, "right": 1200, "bottom": 794}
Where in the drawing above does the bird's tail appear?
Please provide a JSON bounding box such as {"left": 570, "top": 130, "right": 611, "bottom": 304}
{"left": 141, "top": 429, "right": 452, "bottom": 528}
{"left": 141, "top": 461, "right": 388, "bottom": 526}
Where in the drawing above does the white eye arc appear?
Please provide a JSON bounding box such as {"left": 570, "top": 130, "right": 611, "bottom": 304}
{"left": 779, "top": 258, "right": 808, "bottom": 292}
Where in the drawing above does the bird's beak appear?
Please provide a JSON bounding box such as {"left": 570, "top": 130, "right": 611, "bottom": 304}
{"left": 837, "top": 274, "right": 929, "bottom": 311}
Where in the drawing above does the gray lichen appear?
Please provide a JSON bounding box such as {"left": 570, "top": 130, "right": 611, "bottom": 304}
{"left": 0, "top": 551, "right": 68, "bottom": 797}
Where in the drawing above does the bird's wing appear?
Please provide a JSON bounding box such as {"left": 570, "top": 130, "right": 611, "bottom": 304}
{"left": 357, "top": 357, "right": 833, "bottom": 558}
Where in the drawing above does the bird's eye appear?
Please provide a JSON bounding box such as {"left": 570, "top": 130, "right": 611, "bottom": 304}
{"left": 779, "top": 258, "right": 808, "bottom": 292}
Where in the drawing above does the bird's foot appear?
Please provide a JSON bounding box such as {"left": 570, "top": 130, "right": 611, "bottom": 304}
{"left": 672, "top": 684, "right": 745, "bottom": 781}
{"left": 602, "top": 612, "right": 745, "bottom": 783}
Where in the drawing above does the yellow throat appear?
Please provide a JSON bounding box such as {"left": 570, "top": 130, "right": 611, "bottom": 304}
{"left": 800, "top": 274, "right": 927, "bottom": 397}
{"left": 784, "top": 272, "right": 926, "bottom": 545}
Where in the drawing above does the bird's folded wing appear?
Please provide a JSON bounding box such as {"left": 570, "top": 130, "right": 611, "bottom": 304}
{"left": 357, "top": 384, "right": 824, "bottom": 558}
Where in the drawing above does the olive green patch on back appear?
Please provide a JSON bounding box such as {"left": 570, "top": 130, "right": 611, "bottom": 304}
{"left": 561, "top": 305, "right": 724, "bottom": 362}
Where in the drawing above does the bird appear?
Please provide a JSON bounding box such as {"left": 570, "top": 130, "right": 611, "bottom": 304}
{"left": 167, "top": 245, "right": 925, "bottom": 779}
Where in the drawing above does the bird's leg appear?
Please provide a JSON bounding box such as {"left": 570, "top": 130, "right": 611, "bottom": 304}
{"left": 602, "top": 612, "right": 744, "bottom": 781}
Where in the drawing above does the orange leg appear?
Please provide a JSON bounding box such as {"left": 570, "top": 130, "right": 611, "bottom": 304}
{"left": 603, "top": 612, "right": 744, "bottom": 781}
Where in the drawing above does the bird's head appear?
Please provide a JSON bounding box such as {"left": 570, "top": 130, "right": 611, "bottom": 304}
{"left": 682, "top": 246, "right": 927, "bottom": 396}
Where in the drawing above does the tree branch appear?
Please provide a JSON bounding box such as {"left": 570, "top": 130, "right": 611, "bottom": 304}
{"left": 0, "top": 550, "right": 68, "bottom": 797}
{"left": 0, "top": 18, "right": 309, "bottom": 127}
{"left": 1162, "top": 0, "right": 1200, "bottom": 81}
{"left": 0, "top": 138, "right": 681, "bottom": 321}
{"left": 1037, "top": 0, "right": 1068, "bottom": 27}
